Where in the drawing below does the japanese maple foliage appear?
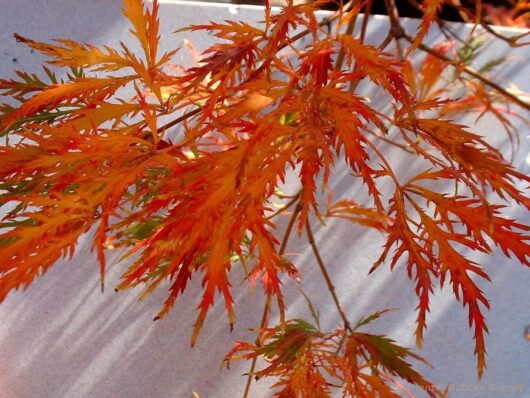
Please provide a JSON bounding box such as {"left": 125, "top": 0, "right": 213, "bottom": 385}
{"left": 1, "top": 0, "right": 529, "bottom": 396}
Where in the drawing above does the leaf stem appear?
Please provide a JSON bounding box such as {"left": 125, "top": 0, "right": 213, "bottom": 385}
{"left": 335, "top": 1, "right": 360, "bottom": 71}
{"left": 242, "top": 199, "right": 302, "bottom": 398}
{"left": 376, "top": 2, "right": 530, "bottom": 113}
{"left": 241, "top": 296, "right": 270, "bottom": 398}
{"left": 156, "top": 0, "right": 358, "bottom": 140}
{"left": 305, "top": 220, "right": 352, "bottom": 332}
{"left": 401, "top": 32, "right": 530, "bottom": 111}
{"left": 267, "top": 191, "right": 301, "bottom": 220}
{"left": 383, "top": 0, "right": 405, "bottom": 60}
{"left": 359, "top": 0, "right": 373, "bottom": 43}
{"left": 364, "top": 126, "right": 414, "bottom": 153}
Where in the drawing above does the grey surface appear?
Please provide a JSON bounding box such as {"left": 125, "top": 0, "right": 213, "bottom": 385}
{"left": 1, "top": 1, "right": 530, "bottom": 397}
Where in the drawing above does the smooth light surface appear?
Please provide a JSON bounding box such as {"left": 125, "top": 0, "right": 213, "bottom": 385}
{"left": 1, "top": 2, "right": 529, "bottom": 397}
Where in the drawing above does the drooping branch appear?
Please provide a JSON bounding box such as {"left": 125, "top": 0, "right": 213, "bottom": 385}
{"left": 157, "top": 0, "right": 359, "bottom": 141}
{"left": 242, "top": 200, "right": 302, "bottom": 398}
{"left": 401, "top": 32, "right": 530, "bottom": 111}
{"left": 306, "top": 221, "right": 352, "bottom": 332}
{"left": 379, "top": 0, "right": 530, "bottom": 112}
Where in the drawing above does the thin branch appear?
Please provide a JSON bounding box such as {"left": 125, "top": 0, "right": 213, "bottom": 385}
{"left": 478, "top": 23, "right": 530, "bottom": 47}
{"left": 359, "top": 0, "right": 373, "bottom": 43}
{"left": 401, "top": 32, "right": 530, "bottom": 111}
{"left": 364, "top": 126, "right": 415, "bottom": 154}
{"left": 444, "top": 0, "right": 530, "bottom": 47}
{"left": 305, "top": 221, "right": 352, "bottom": 332}
{"left": 157, "top": 0, "right": 358, "bottom": 141}
{"left": 407, "top": 0, "right": 530, "bottom": 48}
{"left": 158, "top": 107, "right": 201, "bottom": 134}
{"left": 375, "top": 1, "right": 530, "bottom": 112}
{"left": 280, "top": 201, "right": 302, "bottom": 255}
{"left": 242, "top": 200, "right": 302, "bottom": 398}
{"left": 335, "top": 7, "right": 359, "bottom": 70}
{"left": 383, "top": 0, "right": 405, "bottom": 60}
{"left": 241, "top": 296, "right": 270, "bottom": 398}
{"left": 267, "top": 191, "right": 301, "bottom": 220}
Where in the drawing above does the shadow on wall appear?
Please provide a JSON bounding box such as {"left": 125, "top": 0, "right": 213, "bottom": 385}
{"left": 1, "top": 2, "right": 530, "bottom": 398}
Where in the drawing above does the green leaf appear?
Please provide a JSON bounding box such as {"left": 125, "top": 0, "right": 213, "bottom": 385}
{"left": 353, "top": 308, "right": 396, "bottom": 330}
{"left": 0, "top": 235, "right": 20, "bottom": 248}
{"left": 124, "top": 215, "right": 163, "bottom": 242}
{"left": 299, "top": 288, "right": 321, "bottom": 330}
{"left": 479, "top": 56, "right": 508, "bottom": 74}
{"left": 356, "top": 332, "right": 433, "bottom": 383}
{"left": 0, "top": 218, "right": 39, "bottom": 228}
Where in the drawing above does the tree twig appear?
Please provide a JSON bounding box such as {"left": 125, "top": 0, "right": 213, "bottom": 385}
{"left": 267, "top": 191, "right": 301, "bottom": 220}
{"left": 383, "top": 0, "right": 405, "bottom": 60}
{"left": 306, "top": 221, "right": 352, "bottom": 332}
{"left": 478, "top": 23, "right": 530, "bottom": 47}
{"left": 401, "top": 32, "right": 530, "bottom": 111}
{"left": 364, "top": 126, "right": 415, "bottom": 154}
{"left": 374, "top": 0, "right": 530, "bottom": 112}
{"left": 158, "top": 0, "right": 358, "bottom": 141}
{"left": 408, "top": 0, "right": 530, "bottom": 47}
{"left": 359, "top": 0, "right": 373, "bottom": 43}
{"left": 242, "top": 200, "right": 302, "bottom": 398}
{"left": 335, "top": 3, "right": 360, "bottom": 70}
